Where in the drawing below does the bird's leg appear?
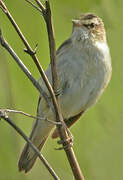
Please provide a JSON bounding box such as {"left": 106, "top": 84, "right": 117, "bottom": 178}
{"left": 56, "top": 123, "right": 74, "bottom": 150}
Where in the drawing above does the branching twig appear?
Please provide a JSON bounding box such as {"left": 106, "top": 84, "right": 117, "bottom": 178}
{"left": 0, "top": 110, "right": 60, "bottom": 180}
{"left": 0, "top": 108, "right": 45, "bottom": 120}
{"left": 0, "top": 30, "right": 52, "bottom": 110}
{"left": 25, "top": 0, "right": 42, "bottom": 13}
{"left": 0, "top": 108, "right": 61, "bottom": 125}
{"left": 0, "top": 1, "right": 85, "bottom": 179}
{"left": 34, "top": 0, "right": 46, "bottom": 14}
{"left": 31, "top": 1, "right": 85, "bottom": 180}
{"left": 0, "top": 0, "right": 57, "bottom": 115}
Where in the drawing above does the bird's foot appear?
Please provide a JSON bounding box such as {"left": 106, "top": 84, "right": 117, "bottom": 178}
{"left": 55, "top": 129, "right": 74, "bottom": 150}
{"left": 54, "top": 88, "right": 62, "bottom": 96}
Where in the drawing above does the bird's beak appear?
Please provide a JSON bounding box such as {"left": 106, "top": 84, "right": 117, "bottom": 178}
{"left": 72, "top": 19, "right": 81, "bottom": 26}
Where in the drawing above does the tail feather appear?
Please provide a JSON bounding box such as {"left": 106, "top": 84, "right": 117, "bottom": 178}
{"left": 18, "top": 137, "right": 47, "bottom": 173}
{"left": 18, "top": 117, "right": 54, "bottom": 173}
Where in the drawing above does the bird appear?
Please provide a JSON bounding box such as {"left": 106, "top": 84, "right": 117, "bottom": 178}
{"left": 18, "top": 13, "right": 112, "bottom": 173}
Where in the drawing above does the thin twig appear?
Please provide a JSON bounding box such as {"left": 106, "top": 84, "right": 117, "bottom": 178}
{"left": 33, "top": 0, "right": 71, "bottom": 141}
{"left": 0, "top": 30, "right": 52, "bottom": 109}
{"left": 45, "top": 1, "right": 58, "bottom": 92}
{"left": 0, "top": 1, "right": 85, "bottom": 179}
{"left": 0, "top": 108, "right": 45, "bottom": 120}
{"left": 34, "top": 0, "right": 46, "bottom": 14}
{"left": 0, "top": 0, "right": 56, "bottom": 115}
{"left": 44, "top": 0, "right": 71, "bottom": 154}
{"left": 25, "top": 0, "right": 42, "bottom": 13}
{"left": 33, "top": 1, "right": 85, "bottom": 180}
{"left": 26, "top": 0, "right": 71, "bottom": 146}
{"left": 0, "top": 108, "right": 61, "bottom": 125}
{"left": 0, "top": 1, "right": 7, "bottom": 12}
{"left": 0, "top": 110, "right": 60, "bottom": 180}
{"left": 0, "top": 0, "right": 60, "bottom": 127}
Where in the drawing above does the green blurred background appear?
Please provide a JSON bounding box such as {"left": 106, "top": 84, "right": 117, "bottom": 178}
{"left": 0, "top": 0, "right": 122, "bottom": 179}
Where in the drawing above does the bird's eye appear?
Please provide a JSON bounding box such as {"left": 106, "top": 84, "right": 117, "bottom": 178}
{"left": 83, "top": 23, "right": 95, "bottom": 29}
{"left": 90, "top": 23, "right": 95, "bottom": 28}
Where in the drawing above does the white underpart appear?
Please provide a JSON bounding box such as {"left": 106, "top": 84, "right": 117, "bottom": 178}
{"left": 39, "top": 27, "right": 112, "bottom": 120}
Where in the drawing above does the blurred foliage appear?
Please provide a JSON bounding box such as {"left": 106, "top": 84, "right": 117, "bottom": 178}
{"left": 0, "top": 0, "right": 122, "bottom": 179}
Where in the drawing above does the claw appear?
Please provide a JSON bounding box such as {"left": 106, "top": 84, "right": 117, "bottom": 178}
{"left": 54, "top": 88, "right": 62, "bottom": 96}
{"left": 55, "top": 139, "right": 73, "bottom": 151}
{"left": 55, "top": 136, "right": 73, "bottom": 150}
{"left": 57, "top": 136, "right": 73, "bottom": 145}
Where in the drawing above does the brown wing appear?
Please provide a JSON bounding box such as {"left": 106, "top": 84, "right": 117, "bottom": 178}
{"left": 51, "top": 110, "right": 84, "bottom": 139}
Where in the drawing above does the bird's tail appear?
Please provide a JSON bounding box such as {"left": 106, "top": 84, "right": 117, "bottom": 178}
{"left": 18, "top": 119, "right": 53, "bottom": 173}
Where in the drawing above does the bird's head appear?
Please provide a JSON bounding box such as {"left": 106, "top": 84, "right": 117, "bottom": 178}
{"left": 72, "top": 13, "right": 106, "bottom": 43}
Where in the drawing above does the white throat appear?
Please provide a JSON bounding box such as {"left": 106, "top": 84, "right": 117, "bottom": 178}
{"left": 72, "top": 27, "right": 90, "bottom": 42}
